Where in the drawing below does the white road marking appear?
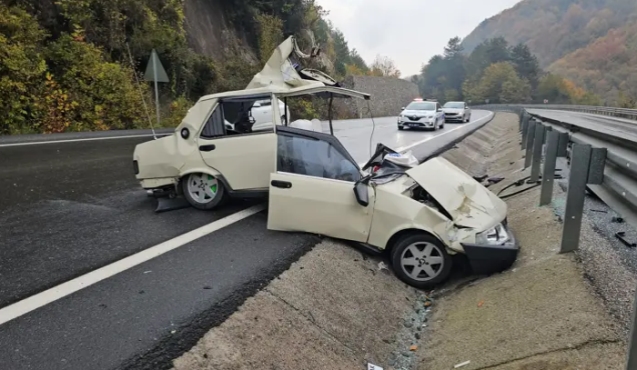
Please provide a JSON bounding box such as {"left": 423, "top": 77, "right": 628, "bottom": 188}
{"left": 396, "top": 113, "right": 493, "bottom": 153}
{"left": 0, "top": 133, "right": 169, "bottom": 148}
{"left": 358, "top": 112, "right": 494, "bottom": 167}
{"left": 0, "top": 204, "right": 265, "bottom": 326}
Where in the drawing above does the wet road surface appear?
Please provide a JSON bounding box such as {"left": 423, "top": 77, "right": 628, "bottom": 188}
{"left": 0, "top": 112, "right": 492, "bottom": 370}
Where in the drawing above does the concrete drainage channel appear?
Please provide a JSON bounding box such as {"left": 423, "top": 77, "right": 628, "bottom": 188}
{"left": 169, "top": 112, "right": 631, "bottom": 369}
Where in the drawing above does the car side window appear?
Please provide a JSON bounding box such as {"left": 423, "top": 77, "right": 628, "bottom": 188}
{"left": 201, "top": 104, "right": 225, "bottom": 138}
{"left": 277, "top": 134, "right": 361, "bottom": 182}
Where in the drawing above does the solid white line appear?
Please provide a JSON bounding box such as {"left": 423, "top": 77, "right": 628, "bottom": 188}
{"left": 396, "top": 113, "right": 494, "bottom": 153}
{"left": 0, "top": 133, "right": 170, "bottom": 148}
{"left": 0, "top": 204, "right": 265, "bottom": 326}
{"left": 357, "top": 113, "right": 493, "bottom": 167}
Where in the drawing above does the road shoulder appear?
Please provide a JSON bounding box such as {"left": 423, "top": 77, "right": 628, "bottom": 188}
{"left": 419, "top": 113, "right": 625, "bottom": 369}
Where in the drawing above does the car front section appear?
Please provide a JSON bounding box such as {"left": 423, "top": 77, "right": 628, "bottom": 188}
{"left": 461, "top": 220, "right": 519, "bottom": 275}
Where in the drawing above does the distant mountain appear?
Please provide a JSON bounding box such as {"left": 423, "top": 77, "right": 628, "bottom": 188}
{"left": 462, "top": 0, "right": 637, "bottom": 101}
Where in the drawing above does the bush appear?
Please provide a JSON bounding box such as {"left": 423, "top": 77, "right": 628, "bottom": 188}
{"left": 45, "top": 32, "right": 146, "bottom": 131}
{"left": 0, "top": 6, "right": 47, "bottom": 134}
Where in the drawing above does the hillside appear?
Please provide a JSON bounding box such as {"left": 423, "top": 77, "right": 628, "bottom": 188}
{"left": 462, "top": 0, "right": 637, "bottom": 102}
{"left": 0, "top": 0, "right": 371, "bottom": 134}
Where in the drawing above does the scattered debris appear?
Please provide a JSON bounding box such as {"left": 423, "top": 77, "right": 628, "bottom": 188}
{"left": 378, "top": 261, "right": 389, "bottom": 272}
{"left": 473, "top": 175, "right": 489, "bottom": 183}
{"left": 590, "top": 209, "right": 608, "bottom": 213}
{"left": 454, "top": 360, "right": 471, "bottom": 368}
{"left": 615, "top": 232, "right": 636, "bottom": 248}
{"left": 424, "top": 301, "right": 432, "bottom": 307}
{"left": 477, "top": 300, "right": 485, "bottom": 308}
{"left": 143, "top": 271, "right": 152, "bottom": 274}
{"left": 487, "top": 177, "right": 505, "bottom": 184}
{"left": 612, "top": 217, "right": 625, "bottom": 223}
{"left": 409, "top": 345, "right": 418, "bottom": 351}
{"left": 170, "top": 330, "right": 176, "bottom": 334}
{"left": 203, "top": 286, "right": 212, "bottom": 290}
{"left": 367, "top": 363, "right": 383, "bottom": 370}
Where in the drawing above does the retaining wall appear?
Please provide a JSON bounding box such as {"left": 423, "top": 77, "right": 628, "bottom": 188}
{"left": 338, "top": 76, "right": 420, "bottom": 119}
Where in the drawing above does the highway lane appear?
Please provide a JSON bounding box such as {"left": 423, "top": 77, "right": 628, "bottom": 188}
{"left": 0, "top": 111, "right": 492, "bottom": 370}
{"left": 526, "top": 109, "right": 637, "bottom": 142}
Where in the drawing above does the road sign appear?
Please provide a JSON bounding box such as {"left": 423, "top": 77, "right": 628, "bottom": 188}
{"left": 144, "top": 49, "right": 169, "bottom": 83}
{"left": 144, "top": 50, "right": 169, "bottom": 138}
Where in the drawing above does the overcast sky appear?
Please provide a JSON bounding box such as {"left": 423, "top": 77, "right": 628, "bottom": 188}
{"left": 317, "top": 0, "right": 521, "bottom": 77}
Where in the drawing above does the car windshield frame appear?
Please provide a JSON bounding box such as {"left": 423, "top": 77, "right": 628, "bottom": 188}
{"left": 443, "top": 102, "right": 465, "bottom": 109}
{"left": 405, "top": 102, "right": 436, "bottom": 111}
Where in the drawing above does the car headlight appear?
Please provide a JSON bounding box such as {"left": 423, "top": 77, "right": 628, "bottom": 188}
{"left": 475, "top": 223, "right": 510, "bottom": 245}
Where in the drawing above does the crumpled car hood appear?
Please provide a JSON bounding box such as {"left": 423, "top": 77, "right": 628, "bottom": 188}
{"left": 406, "top": 157, "right": 507, "bottom": 229}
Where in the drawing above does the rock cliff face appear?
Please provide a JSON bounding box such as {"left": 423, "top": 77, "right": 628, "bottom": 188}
{"left": 183, "top": 0, "right": 257, "bottom": 64}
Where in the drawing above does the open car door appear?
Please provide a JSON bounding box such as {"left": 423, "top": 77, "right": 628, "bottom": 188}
{"left": 267, "top": 126, "right": 374, "bottom": 242}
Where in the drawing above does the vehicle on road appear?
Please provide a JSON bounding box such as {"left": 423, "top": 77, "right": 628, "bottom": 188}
{"left": 133, "top": 37, "right": 518, "bottom": 289}
{"left": 397, "top": 100, "right": 445, "bottom": 131}
{"left": 442, "top": 101, "right": 471, "bottom": 123}
{"left": 224, "top": 99, "right": 292, "bottom": 132}
{"left": 134, "top": 35, "right": 369, "bottom": 211}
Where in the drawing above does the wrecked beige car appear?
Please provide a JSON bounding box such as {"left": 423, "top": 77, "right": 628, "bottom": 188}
{"left": 133, "top": 35, "right": 518, "bottom": 288}
{"left": 133, "top": 35, "right": 369, "bottom": 210}
{"left": 267, "top": 141, "right": 518, "bottom": 288}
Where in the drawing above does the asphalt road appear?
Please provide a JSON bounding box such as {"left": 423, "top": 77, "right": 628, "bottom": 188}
{"left": 0, "top": 111, "right": 492, "bottom": 370}
{"left": 526, "top": 109, "right": 637, "bottom": 142}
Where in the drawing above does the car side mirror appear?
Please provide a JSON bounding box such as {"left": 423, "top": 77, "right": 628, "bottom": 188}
{"left": 353, "top": 182, "right": 369, "bottom": 207}
{"left": 401, "top": 107, "right": 405, "bottom": 110}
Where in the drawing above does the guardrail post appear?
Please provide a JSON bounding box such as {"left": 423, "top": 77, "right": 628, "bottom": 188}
{"left": 560, "top": 143, "right": 592, "bottom": 253}
{"left": 530, "top": 124, "right": 545, "bottom": 183}
{"left": 524, "top": 120, "right": 537, "bottom": 168}
{"left": 521, "top": 114, "right": 530, "bottom": 149}
{"left": 557, "top": 132, "right": 569, "bottom": 157}
{"left": 588, "top": 148, "right": 607, "bottom": 185}
{"left": 626, "top": 285, "right": 637, "bottom": 369}
{"left": 540, "top": 130, "right": 560, "bottom": 206}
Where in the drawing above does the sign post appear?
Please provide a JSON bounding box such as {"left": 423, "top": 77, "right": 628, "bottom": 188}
{"left": 144, "top": 49, "right": 169, "bottom": 139}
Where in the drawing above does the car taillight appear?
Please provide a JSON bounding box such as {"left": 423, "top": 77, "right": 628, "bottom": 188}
{"left": 133, "top": 160, "right": 139, "bottom": 175}
{"left": 373, "top": 165, "right": 380, "bottom": 173}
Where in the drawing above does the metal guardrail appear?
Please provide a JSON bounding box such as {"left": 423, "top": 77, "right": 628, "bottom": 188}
{"left": 473, "top": 103, "right": 637, "bottom": 121}
{"left": 479, "top": 104, "right": 637, "bottom": 230}
{"left": 474, "top": 105, "right": 637, "bottom": 369}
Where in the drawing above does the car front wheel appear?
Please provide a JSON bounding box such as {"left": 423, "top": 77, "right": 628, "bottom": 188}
{"left": 182, "top": 173, "right": 226, "bottom": 210}
{"left": 390, "top": 233, "right": 452, "bottom": 289}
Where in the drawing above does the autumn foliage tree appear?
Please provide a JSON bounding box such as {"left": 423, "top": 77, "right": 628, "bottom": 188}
{"left": 418, "top": 35, "right": 599, "bottom": 106}
{"left": 368, "top": 55, "right": 401, "bottom": 78}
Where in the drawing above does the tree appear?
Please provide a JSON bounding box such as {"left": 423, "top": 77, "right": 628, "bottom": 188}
{"left": 510, "top": 43, "right": 541, "bottom": 89}
{"left": 370, "top": 55, "right": 401, "bottom": 78}
{"left": 465, "top": 62, "right": 531, "bottom": 104}
{"left": 537, "top": 73, "right": 571, "bottom": 104}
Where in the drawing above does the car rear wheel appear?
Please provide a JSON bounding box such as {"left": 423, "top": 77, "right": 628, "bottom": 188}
{"left": 182, "top": 173, "right": 226, "bottom": 210}
{"left": 390, "top": 233, "right": 452, "bottom": 289}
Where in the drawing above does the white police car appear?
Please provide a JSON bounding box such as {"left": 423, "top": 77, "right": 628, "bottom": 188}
{"left": 398, "top": 99, "right": 445, "bottom": 131}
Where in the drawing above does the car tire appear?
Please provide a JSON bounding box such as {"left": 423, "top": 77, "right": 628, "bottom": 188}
{"left": 390, "top": 233, "right": 453, "bottom": 289}
{"left": 398, "top": 126, "right": 404, "bottom": 131}
{"left": 182, "top": 173, "right": 226, "bottom": 210}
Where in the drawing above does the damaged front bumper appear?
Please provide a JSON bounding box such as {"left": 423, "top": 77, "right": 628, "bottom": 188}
{"left": 461, "top": 226, "right": 519, "bottom": 275}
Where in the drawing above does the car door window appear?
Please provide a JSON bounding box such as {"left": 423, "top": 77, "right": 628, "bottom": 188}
{"left": 277, "top": 133, "right": 361, "bottom": 182}
{"left": 201, "top": 104, "right": 225, "bottom": 138}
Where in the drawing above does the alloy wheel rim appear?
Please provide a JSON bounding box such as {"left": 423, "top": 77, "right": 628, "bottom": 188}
{"left": 187, "top": 174, "right": 218, "bottom": 204}
{"left": 400, "top": 242, "right": 444, "bottom": 282}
